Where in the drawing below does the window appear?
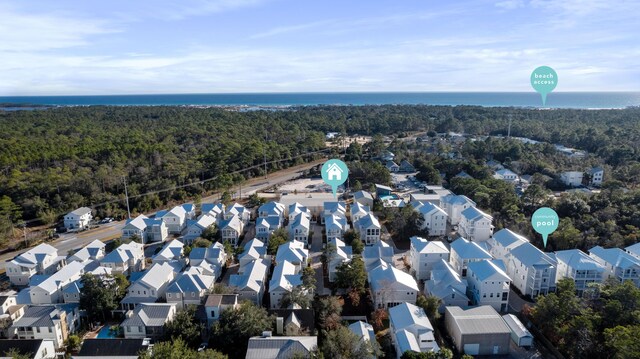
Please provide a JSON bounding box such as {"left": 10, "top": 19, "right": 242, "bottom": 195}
{"left": 36, "top": 327, "right": 40, "bottom": 333}
{"left": 48, "top": 327, "right": 52, "bottom": 333}
{"left": 490, "top": 293, "right": 494, "bottom": 297}
{"left": 483, "top": 293, "right": 486, "bottom": 298}
{"left": 168, "top": 293, "right": 172, "bottom": 298}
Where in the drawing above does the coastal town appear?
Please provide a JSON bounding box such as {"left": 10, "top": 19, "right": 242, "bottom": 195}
{"left": 0, "top": 129, "right": 636, "bottom": 359}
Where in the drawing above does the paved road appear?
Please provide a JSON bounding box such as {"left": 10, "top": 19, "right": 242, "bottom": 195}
{"left": 310, "top": 223, "right": 330, "bottom": 296}
{"left": 1, "top": 160, "right": 324, "bottom": 270}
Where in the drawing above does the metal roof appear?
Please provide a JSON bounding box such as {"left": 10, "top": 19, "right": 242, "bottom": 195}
{"left": 445, "top": 305, "right": 511, "bottom": 335}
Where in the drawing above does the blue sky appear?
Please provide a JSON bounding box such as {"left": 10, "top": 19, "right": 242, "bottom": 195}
{"left": 0, "top": 0, "right": 638, "bottom": 95}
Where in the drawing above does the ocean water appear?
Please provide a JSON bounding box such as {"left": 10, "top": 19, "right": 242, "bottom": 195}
{"left": 1, "top": 92, "right": 639, "bottom": 109}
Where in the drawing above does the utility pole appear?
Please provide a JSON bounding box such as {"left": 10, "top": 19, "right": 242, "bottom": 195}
{"left": 21, "top": 223, "right": 27, "bottom": 247}
{"left": 507, "top": 114, "right": 513, "bottom": 139}
{"left": 123, "top": 176, "right": 131, "bottom": 219}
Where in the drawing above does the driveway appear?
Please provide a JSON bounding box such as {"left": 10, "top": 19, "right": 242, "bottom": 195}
{"left": 309, "top": 223, "right": 330, "bottom": 296}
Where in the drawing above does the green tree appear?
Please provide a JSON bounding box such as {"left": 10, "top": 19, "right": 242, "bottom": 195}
{"left": 281, "top": 286, "right": 312, "bottom": 309}
{"left": 416, "top": 294, "right": 442, "bottom": 322}
{"left": 605, "top": 325, "right": 640, "bottom": 359}
{"left": 139, "top": 338, "right": 227, "bottom": 359}
{"left": 247, "top": 193, "right": 266, "bottom": 208}
{"left": 321, "top": 325, "right": 380, "bottom": 359}
{"left": 211, "top": 301, "right": 274, "bottom": 355}
{"left": 193, "top": 237, "right": 213, "bottom": 248}
{"left": 0, "top": 195, "right": 21, "bottom": 238}
{"left": 65, "top": 334, "right": 82, "bottom": 352}
{"left": 162, "top": 306, "right": 205, "bottom": 348}
{"left": 400, "top": 348, "right": 453, "bottom": 359}
{"left": 1, "top": 348, "right": 31, "bottom": 359}
{"left": 201, "top": 226, "right": 219, "bottom": 241}
{"left": 335, "top": 256, "right": 367, "bottom": 305}
{"left": 267, "top": 228, "right": 288, "bottom": 255}
{"left": 351, "top": 237, "right": 364, "bottom": 255}
{"left": 79, "top": 273, "right": 118, "bottom": 324}
{"left": 314, "top": 296, "right": 343, "bottom": 332}
{"left": 302, "top": 265, "right": 317, "bottom": 292}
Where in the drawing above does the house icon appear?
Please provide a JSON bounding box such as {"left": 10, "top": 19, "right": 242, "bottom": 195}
{"left": 326, "top": 163, "right": 344, "bottom": 181}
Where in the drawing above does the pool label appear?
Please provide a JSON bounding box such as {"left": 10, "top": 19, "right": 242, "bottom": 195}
{"left": 531, "top": 207, "right": 559, "bottom": 248}
{"left": 321, "top": 159, "right": 349, "bottom": 198}
{"left": 530, "top": 66, "right": 558, "bottom": 106}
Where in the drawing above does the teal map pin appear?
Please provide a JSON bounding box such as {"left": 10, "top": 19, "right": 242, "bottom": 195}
{"left": 321, "top": 159, "right": 349, "bottom": 198}
{"left": 531, "top": 207, "right": 559, "bottom": 248}
{"left": 530, "top": 66, "right": 558, "bottom": 106}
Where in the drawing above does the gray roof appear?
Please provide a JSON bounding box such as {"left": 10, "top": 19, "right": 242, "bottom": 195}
{"left": 554, "top": 249, "right": 605, "bottom": 272}
{"left": 12, "top": 305, "right": 61, "bottom": 328}
{"left": 77, "top": 338, "right": 149, "bottom": 357}
{"left": 445, "top": 305, "right": 511, "bottom": 335}
{"left": 502, "top": 314, "right": 533, "bottom": 339}
{"left": 460, "top": 206, "right": 493, "bottom": 222}
{"left": 450, "top": 238, "right": 492, "bottom": 260}
{"left": 245, "top": 336, "right": 317, "bottom": 359}
{"left": 467, "top": 259, "right": 510, "bottom": 282}
{"left": 389, "top": 302, "right": 434, "bottom": 332}
{"left": 492, "top": 229, "right": 529, "bottom": 248}
{"left": 510, "top": 243, "right": 556, "bottom": 267}
{"left": 121, "top": 303, "right": 175, "bottom": 327}
{"left": 70, "top": 207, "right": 92, "bottom": 216}
{"left": 590, "top": 246, "right": 640, "bottom": 269}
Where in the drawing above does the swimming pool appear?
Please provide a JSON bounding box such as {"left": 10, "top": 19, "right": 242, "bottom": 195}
{"left": 96, "top": 325, "right": 118, "bottom": 339}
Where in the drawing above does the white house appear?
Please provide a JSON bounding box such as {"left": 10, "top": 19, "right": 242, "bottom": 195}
{"left": 323, "top": 202, "right": 347, "bottom": 218}
{"left": 151, "top": 240, "right": 185, "bottom": 267}
{"left": 258, "top": 201, "right": 286, "bottom": 222}
{"left": 156, "top": 206, "right": 188, "bottom": 234}
{"left": 239, "top": 239, "right": 266, "bottom": 268}
{"left": 121, "top": 215, "right": 168, "bottom": 244}
{"left": 12, "top": 305, "right": 79, "bottom": 349}
{"left": 440, "top": 195, "right": 476, "bottom": 225}
{"left": 389, "top": 302, "right": 439, "bottom": 358}
{"left": 493, "top": 169, "right": 519, "bottom": 183}
{"left": 324, "top": 214, "right": 349, "bottom": 241}
{"left": 625, "top": 242, "right": 640, "bottom": 260}
{"left": 560, "top": 171, "right": 584, "bottom": 187}
{"left": 184, "top": 214, "right": 216, "bottom": 242}
{"left": 369, "top": 262, "right": 419, "bottom": 309}
{"left": 424, "top": 259, "right": 469, "bottom": 312}
{"left": 0, "top": 294, "right": 24, "bottom": 338}
{"left": 224, "top": 203, "right": 251, "bottom": 225}
{"left": 269, "top": 261, "right": 302, "bottom": 309}
{"left": 0, "top": 339, "right": 55, "bottom": 359}
{"left": 414, "top": 202, "right": 448, "bottom": 237}
{"left": 348, "top": 321, "right": 376, "bottom": 355}
{"left": 201, "top": 203, "right": 225, "bottom": 220}
{"left": 409, "top": 237, "right": 450, "bottom": 280}
{"left": 274, "top": 241, "right": 309, "bottom": 272}
{"left": 353, "top": 190, "right": 374, "bottom": 208}
{"left": 5, "top": 244, "right": 65, "bottom": 286}
{"left": 121, "top": 303, "right": 176, "bottom": 340}
{"left": 64, "top": 207, "right": 93, "bottom": 230}
{"left": 326, "top": 163, "right": 344, "bottom": 181}
{"left": 350, "top": 202, "right": 371, "bottom": 224}
{"left": 289, "top": 213, "right": 311, "bottom": 244}
{"left": 30, "top": 261, "right": 87, "bottom": 304}
{"left": 188, "top": 243, "right": 227, "bottom": 277}
{"left": 288, "top": 203, "right": 311, "bottom": 223}
{"left": 100, "top": 242, "right": 145, "bottom": 275}
{"left": 466, "top": 259, "right": 511, "bottom": 312}
{"left": 219, "top": 215, "right": 243, "bottom": 247}
{"left": 507, "top": 242, "right": 557, "bottom": 298}
{"left": 488, "top": 229, "right": 529, "bottom": 263}
{"left": 554, "top": 249, "right": 605, "bottom": 294}
{"left": 121, "top": 262, "right": 179, "bottom": 310}
{"left": 449, "top": 238, "right": 492, "bottom": 278}
{"left": 256, "top": 216, "right": 282, "bottom": 241}
{"left": 165, "top": 267, "right": 215, "bottom": 309}
{"left": 327, "top": 238, "right": 352, "bottom": 282}
{"left": 588, "top": 167, "right": 604, "bottom": 187}
{"left": 229, "top": 258, "right": 270, "bottom": 306}
{"left": 68, "top": 239, "right": 106, "bottom": 263}
{"left": 458, "top": 207, "right": 494, "bottom": 242}
{"left": 589, "top": 246, "right": 640, "bottom": 287}
{"left": 354, "top": 213, "right": 381, "bottom": 245}
{"left": 363, "top": 240, "right": 394, "bottom": 271}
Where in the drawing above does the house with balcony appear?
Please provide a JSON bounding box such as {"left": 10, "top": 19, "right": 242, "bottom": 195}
{"left": 353, "top": 190, "right": 374, "bottom": 208}
{"left": 30, "top": 261, "right": 87, "bottom": 304}
{"left": 201, "top": 203, "right": 225, "bottom": 221}
{"left": 589, "top": 246, "right": 640, "bottom": 287}
{"left": 466, "top": 259, "right": 511, "bottom": 312}
{"left": 274, "top": 241, "right": 309, "bottom": 272}
{"left": 120, "top": 262, "right": 179, "bottom": 311}
{"left": 325, "top": 214, "right": 349, "bottom": 241}
{"left": 327, "top": 238, "right": 352, "bottom": 283}
{"left": 409, "top": 237, "right": 450, "bottom": 280}
{"left": 256, "top": 216, "right": 282, "bottom": 242}
{"left": 363, "top": 240, "right": 394, "bottom": 271}
{"left": 188, "top": 243, "right": 227, "bottom": 277}
{"left": 0, "top": 294, "right": 24, "bottom": 339}
{"left": 165, "top": 267, "right": 215, "bottom": 309}
{"left": 440, "top": 195, "right": 476, "bottom": 225}
{"left": 414, "top": 202, "right": 448, "bottom": 237}
{"left": 12, "top": 304, "right": 79, "bottom": 349}
{"left": 151, "top": 240, "right": 185, "bottom": 268}
{"left": 6, "top": 244, "right": 65, "bottom": 287}
{"left": 239, "top": 239, "right": 267, "bottom": 268}
{"left": 458, "top": 207, "right": 494, "bottom": 242}
{"left": 350, "top": 202, "right": 371, "bottom": 224}
{"left": 156, "top": 206, "right": 188, "bottom": 234}
{"left": 269, "top": 261, "right": 303, "bottom": 309}
{"left": 219, "top": 215, "right": 243, "bottom": 247}
{"left": 507, "top": 243, "right": 557, "bottom": 298}
{"left": 184, "top": 214, "right": 216, "bottom": 242}
{"left": 288, "top": 203, "right": 311, "bottom": 223}
{"left": 369, "top": 262, "right": 418, "bottom": 309}
{"left": 68, "top": 240, "right": 106, "bottom": 263}
{"left": 224, "top": 203, "right": 251, "bottom": 225}
{"left": 229, "top": 258, "right": 270, "bottom": 306}
{"left": 289, "top": 213, "right": 311, "bottom": 244}
{"left": 449, "top": 238, "right": 492, "bottom": 278}
{"left": 552, "top": 249, "right": 604, "bottom": 295}
{"left": 424, "top": 259, "right": 469, "bottom": 313}
{"left": 354, "top": 213, "right": 381, "bottom": 246}
{"left": 488, "top": 229, "right": 529, "bottom": 263}
{"left": 121, "top": 215, "right": 168, "bottom": 244}
{"left": 100, "top": 242, "right": 145, "bottom": 275}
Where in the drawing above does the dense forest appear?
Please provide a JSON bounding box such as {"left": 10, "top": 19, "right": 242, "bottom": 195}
{"left": 1, "top": 105, "right": 639, "bottom": 245}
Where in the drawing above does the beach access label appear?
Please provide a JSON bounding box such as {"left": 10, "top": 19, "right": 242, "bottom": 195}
{"left": 530, "top": 66, "right": 558, "bottom": 106}
{"left": 531, "top": 207, "right": 559, "bottom": 248}
{"left": 321, "top": 159, "right": 349, "bottom": 198}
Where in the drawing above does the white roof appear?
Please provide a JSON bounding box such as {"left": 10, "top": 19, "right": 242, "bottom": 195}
{"left": 467, "top": 259, "right": 510, "bottom": 282}
{"left": 355, "top": 213, "right": 380, "bottom": 230}
{"left": 369, "top": 262, "right": 419, "bottom": 292}
{"left": 166, "top": 270, "right": 214, "bottom": 294}
{"left": 461, "top": 206, "right": 493, "bottom": 222}
{"left": 410, "top": 237, "right": 449, "bottom": 255}
{"left": 389, "top": 302, "right": 434, "bottom": 332}
{"left": 290, "top": 212, "right": 310, "bottom": 230}
{"left": 425, "top": 260, "right": 468, "bottom": 300}
{"left": 34, "top": 261, "right": 86, "bottom": 293}
{"left": 154, "top": 240, "right": 184, "bottom": 262}
{"left": 124, "top": 214, "right": 149, "bottom": 231}
{"left": 275, "top": 241, "right": 309, "bottom": 264}
{"left": 441, "top": 194, "right": 476, "bottom": 206}
{"left": 445, "top": 305, "right": 511, "bottom": 335}
{"left": 269, "top": 261, "right": 301, "bottom": 292}
{"left": 590, "top": 246, "right": 640, "bottom": 269}
{"left": 192, "top": 214, "right": 216, "bottom": 230}
{"left": 554, "top": 249, "right": 605, "bottom": 272}
{"left": 395, "top": 329, "right": 421, "bottom": 354}
{"left": 230, "top": 258, "right": 269, "bottom": 292}
{"left": 415, "top": 201, "right": 447, "bottom": 217}
{"left": 626, "top": 242, "right": 640, "bottom": 258}
{"left": 353, "top": 190, "right": 373, "bottom": 201}
{"left": 133, "top": 262, "right": 177, "bottom": 291}
{"left": 502, "top": 314, "right": 533, "bottom": 339}
{"left": 492, "top": 229, "right": 529, "bottom": 249}
{"left": 450, "top": 238, "right": 492, "bottom": 260}
{"left": 510, "top": 243, "right": 556, "bottom": 268}
{"left": 219, "top": 215, "right": 242, "bottom": 232}
{"left": 69, "top": 207, "right": 92, "bottom": 216}
{"left": 245, "top": 336, "right": 317, "bottom": 359}
{"left": 348, "top": 321, "right": 375, "bottom": 343}
{"left": 350, "top": 202, "right": 371, "bottom": 217}
{"left": 12, "top": 243, "right": 58, "bottom": 267}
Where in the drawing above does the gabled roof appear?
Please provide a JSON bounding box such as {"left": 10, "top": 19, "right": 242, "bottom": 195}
{"left": 132, "top": 262, "right": 178, "bottom": 291}
{"left": 324, "top": 201, "right": 347, "bottom": 214}
{"left": 77, "top": 338, "right": 149, "bottom": 357}
{"left": 166, "top": 270, "right": 214, "bottom": 294}
{"left": 386, "top": 160, "right": 399, "bottom": 168}
{"left": 590, "top": 246, "right": 640, "bottom": 269}
{"left": 510, "top": 242, "right": 556, "bottom": 267}
{"left": 355, "top": 213, "right": 380, "bottom": 229}
{"left": 353, "top": 190, "right": 373, "bottom": 201}
{"left": 269, "top": 261, "right": 302, "bottom": 292}
{"left": 441, "top": 194, "right": 476, "bottom": 207}
{"left": 13, "top": 305, "right": 63, "bottom": 328}
{"left": 363, "top": 240, "right": 394, "bottom": 267}
{"left": 415, "top": 201, "right": 447, "bottom": 217}
{"left": 290, "top": 212, "right": 310, "bottom": 229}
{"left": 389, "top": 302, "right": 434, "bottom": 332}
{"left": 101, "top": 242, "right": 143, "bottom": 264}
{"left": 34, "top": 261, "right": 86, "bottom": 293}
{"left": 62, "top": 280, "right": 83, "bottom": 294}
{"left": 162, "top": 206, "right": 187, "bottom": 218}
{"left": 450, "top": 238, "right": 492, "bottom": 260}
{"left": 256, "top": 216, "right": 281, "bottom": 229}
{"left": 410, "top": 237, "right": 449, "bottom": 255}
{"left": 219, "top": 215, "right": 242, "bottom": 232}
{"left": 230, "top": 258, "right": 269, "bottom": 292}
{"left": 191, "top": 214, "right": 216, "bottom": 230}
{"left": 349, "top": 321, "right": 375, "bottom": 343}
{"left": 461, "top": 206, "right": 493, "bottom": 222}
{"left": 244, "top": 238, "right": 265, "bottom": 250}
{"left": 240, "top": 245, "right": 267, "bottom": 262}
{"left": 181, "top": 203, "right": 195, "bottom": 213}
{"left": 205, "top": 294, "right": 238, "bottom": 307}
{"left": 12, "top": 243, "right": 58, "bottom": 266}
{"left": 124, "top": 214, "right": 149, "bottom": 231}
{"left": 0, "top": 339, "right": 49, "bottom": 357}
{"left": 589, "top": 167, "right": 604, "bottom": 174}
{"left": 69, "top": 207, "right": 92, "bottom": 216}
{"left": 375, "top": 184, "right": 393, "bottom": 192}
{"left": 468, "top": 259, "right": 510, "bottom": 282}
{"left": 445, "top": 305, "right": 511, "bottom": 335}
{"left": 154, "top": 240, "right": 184, "bottom": 262}
{"left": 324, "top": 214, "right": 348, "bottom": 231}
{"left": 121, "top": 303, "right": 175, "bottom": 327}
{"left": 395, "top": 329, "right": 421, "bottom": 354}
{"left": 492, "top": 229, "right": 529, "bottom": 249}
{"left": 245, "top": 336, "right": 317, "bottom": 359}
{"left": 226, "top": 203, "right": 248, "bottom": 217}
{"left": 369, "top": 262, "right": 419, "bottom": 292}
{"left": 626, "top": 242, "right": 640, "bottom": 258}
{"left": 201, "top": 203, "right": 225, "bottom": 216}
{"left": 189, "top": 246, "right": 225, "bottom": 265}
{"left": 288, "top": 202, "right": 310, "bottom": 216}
{"left": 555, "top": 249, "right": 605, "bottom": 272}
{"left": 275, "top": 241, "right": 309, "bottom": 265}
{"left": 426, "top": 260, "right": 468, "bottom": 300}
{"left": 258, "top": 201, "right": 285, "bottom": 217}
{"left": 350, "top": 202, "right": 371, "bottom": 217}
